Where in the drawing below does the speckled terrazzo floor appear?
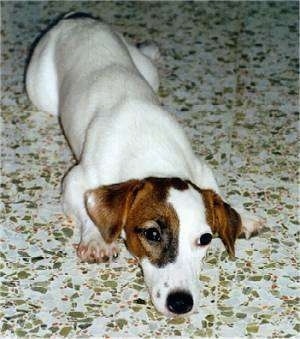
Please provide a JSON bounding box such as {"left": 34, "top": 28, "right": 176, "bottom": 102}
{"left": 1, "top": 1, "right": 299, "bottom": 337}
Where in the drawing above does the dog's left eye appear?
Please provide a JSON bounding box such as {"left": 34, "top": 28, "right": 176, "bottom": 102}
{"left": 196, "top": 233, "right": 212, "bottom": 246}
{"left": 144, "top": 227, "right": 161, "bottom": 242}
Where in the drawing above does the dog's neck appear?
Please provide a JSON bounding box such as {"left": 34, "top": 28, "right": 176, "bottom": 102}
{"left": 82, "top": 99, "right": 196, "bottom": 187}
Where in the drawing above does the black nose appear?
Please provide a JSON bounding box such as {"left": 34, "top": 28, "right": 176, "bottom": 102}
{"left": 166, "top": 290, "right": 193, "bottom": 314}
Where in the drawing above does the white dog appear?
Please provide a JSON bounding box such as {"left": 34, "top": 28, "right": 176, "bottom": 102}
{"left": 26, "top": 13, "right": 263, "bottom": 316}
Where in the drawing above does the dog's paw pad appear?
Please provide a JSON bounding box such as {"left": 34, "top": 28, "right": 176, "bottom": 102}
{"left": 76, "top": 240, "right": 119, "bottom": 263}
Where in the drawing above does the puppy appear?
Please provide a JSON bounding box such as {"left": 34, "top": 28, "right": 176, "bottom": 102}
{"left": 26, "top": 13, "right": 263, "bottom": 316}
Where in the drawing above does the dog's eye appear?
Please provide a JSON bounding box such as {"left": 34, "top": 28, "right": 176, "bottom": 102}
{"left": 196, "top": 233, "right": 212, "bottom": 246}
{"left": 144, "top": 227, "right": 161, "bottom": 242}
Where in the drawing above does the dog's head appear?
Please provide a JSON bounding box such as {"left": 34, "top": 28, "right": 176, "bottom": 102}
{"left": 85, "top": 177, "right": 243, "bottom": 316}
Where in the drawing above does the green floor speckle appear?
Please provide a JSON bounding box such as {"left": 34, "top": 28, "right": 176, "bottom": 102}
{"left": 1, "top": 1, "right": 299, "bottom": 337}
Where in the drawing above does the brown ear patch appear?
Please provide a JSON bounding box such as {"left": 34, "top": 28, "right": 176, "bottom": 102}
{"left": 191, "top": 186, "right": 242, "bottom": 258}
{"left": 201, "top": 189, "right": 242, "bottom": 257}
{"left": 85, "top": 179, "right": 142, "bottom": 243}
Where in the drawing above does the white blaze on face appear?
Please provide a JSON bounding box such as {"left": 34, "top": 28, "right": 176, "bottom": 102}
{"left": 140, "top": 185, "right": 212, "bottom": 316}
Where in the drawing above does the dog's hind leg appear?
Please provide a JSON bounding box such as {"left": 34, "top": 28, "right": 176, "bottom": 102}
{"left": 26, "top": 23, "right": 59, "bottom": 115}
{"left": 120, "top": 37, "right": 160, "bottom": 93}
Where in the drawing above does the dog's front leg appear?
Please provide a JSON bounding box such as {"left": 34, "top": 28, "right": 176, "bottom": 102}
{"left": 62, "top": 165, "right": 119, "bottom": 263}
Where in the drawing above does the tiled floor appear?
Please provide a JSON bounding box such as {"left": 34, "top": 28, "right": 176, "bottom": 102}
{"left": 1, "top": 1, "right": 299, "bottom": 337}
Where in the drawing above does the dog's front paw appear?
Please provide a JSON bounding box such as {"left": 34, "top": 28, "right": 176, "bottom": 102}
{"left": 75, "top": 239, "right": 119, "bottom": 263}
{"left": 240, "top": 211, "right": 265, "bottom": 239}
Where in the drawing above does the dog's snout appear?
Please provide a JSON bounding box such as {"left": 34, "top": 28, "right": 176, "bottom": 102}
{"left": 166, "top": 290, "right": 193, "bottom": 314}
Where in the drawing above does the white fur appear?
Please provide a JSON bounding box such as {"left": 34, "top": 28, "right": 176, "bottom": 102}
{"left": 26, "top": 17, "right": 261, "bottom": 316}
{"left": 142, "top": 186, "right": 212, "bottom": 315}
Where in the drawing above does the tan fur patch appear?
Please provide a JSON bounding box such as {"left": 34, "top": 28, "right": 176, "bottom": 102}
{"left": 125, "top": 180, "right": 181, "bottom": 266}
{"left": 192, "top": 185, "right": 242, "bottom": 257}
{"left": 85, "top": 177, "right": 243, "bottom": 260}
{"left": 85, "top": 179, "right": 142, "bottom": 243}
{"left": 85, "top": 177, "right": 188, "bottom": 266}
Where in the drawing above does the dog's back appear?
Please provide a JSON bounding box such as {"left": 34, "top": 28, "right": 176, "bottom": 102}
{"left": 26, "top": 15, "right": 136, "bottom": 115}
{"left": 26, "top": 15, "right": 159, "bottom": 157}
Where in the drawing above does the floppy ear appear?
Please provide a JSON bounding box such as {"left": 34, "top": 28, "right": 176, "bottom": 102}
{"left": 84, "top": 179, "right": 143, "bottom": 243}
{"left": 201, "top": 190, "right": 242, "bottom": 257}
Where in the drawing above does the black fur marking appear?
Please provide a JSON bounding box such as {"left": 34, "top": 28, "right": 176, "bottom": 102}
{"left": 157, "top": 226, "right": 178, "bottom": 267}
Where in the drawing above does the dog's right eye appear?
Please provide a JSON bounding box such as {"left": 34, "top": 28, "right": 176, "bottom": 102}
{"left": 196, "top": 233, "right": 212, "bottom": 246}
{"left": 143, "top": 227, "right": 161, "bottom": 242}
